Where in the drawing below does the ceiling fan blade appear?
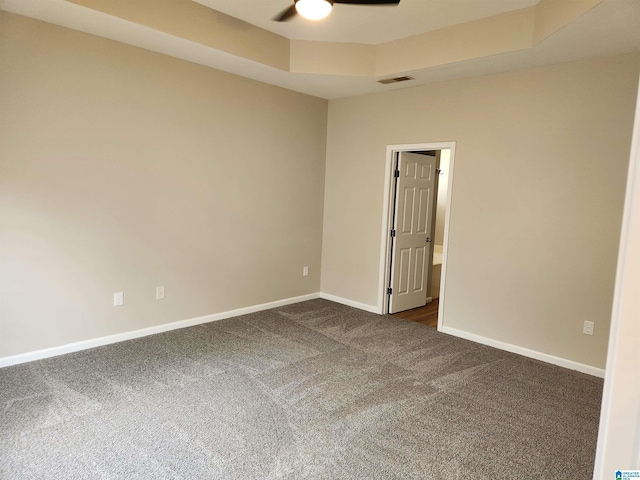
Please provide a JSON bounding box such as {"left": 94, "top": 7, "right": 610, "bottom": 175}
{"left": 273, "top": 5, "right": 298, "bottom": 22}
{"left": 334, "top": 0, "right": 400, "bottom": 4}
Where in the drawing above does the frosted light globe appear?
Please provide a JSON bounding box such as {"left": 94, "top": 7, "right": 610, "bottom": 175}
{"left": 295, "top": 0, "right": 333, "bottom": 20}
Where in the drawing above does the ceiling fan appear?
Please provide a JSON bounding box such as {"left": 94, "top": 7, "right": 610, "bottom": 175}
{"left": 273, "top": 0, "right": 401, "bottom": 22}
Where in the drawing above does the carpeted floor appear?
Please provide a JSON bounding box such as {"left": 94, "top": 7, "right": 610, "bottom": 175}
{"left": 1, "top": 299, "right": 603, "bottom": 479}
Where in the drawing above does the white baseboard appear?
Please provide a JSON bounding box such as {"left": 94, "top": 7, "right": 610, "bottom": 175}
{"left": 0, "top": 293, "right": 321, "bottom": 369}
{"left": 440, "top": 326, "right": 605, "bottom": 378}
{"left": 3, "top": 294, "right": 602, "bottom": 380}
{"left": 318, "top": 292, "right": 380, "bottom": 314}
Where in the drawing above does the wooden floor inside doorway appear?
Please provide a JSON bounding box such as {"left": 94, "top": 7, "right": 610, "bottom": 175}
{"left": 392, "top": 298, "right": 439, "bottom": 328}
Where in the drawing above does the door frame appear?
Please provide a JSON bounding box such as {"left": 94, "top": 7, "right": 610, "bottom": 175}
{"left": 377, "top": 142, "right": 457, "bottom": 331}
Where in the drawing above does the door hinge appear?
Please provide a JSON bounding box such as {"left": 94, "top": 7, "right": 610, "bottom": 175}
{"left": 436, "top": 168, "right": 443, "bottom": 175}
{"left": 387, "top": 287, "right": 393, "bottom": 295}
{"left": 390, "top": 229, "right": 396, "bottom": 237}
{"left": 394, "top": 170, "right": 400, "bottom": 178}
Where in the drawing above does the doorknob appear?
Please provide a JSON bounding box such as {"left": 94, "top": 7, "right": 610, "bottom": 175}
{"left": 426, "top": 237, "right": 433, "bottom": 243}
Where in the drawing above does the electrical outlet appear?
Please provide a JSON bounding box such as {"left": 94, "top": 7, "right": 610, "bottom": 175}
{"left": 114, "top": 292, "right": 124, "bottom": 307}
{"left": 156, "top": 286, "right": 165, "bottom": 300}
{"left": 303, "top": 266, "right": 309, "bottom": 277}
{"left": 583, "top": 321, "right": 594, "bottom": 336}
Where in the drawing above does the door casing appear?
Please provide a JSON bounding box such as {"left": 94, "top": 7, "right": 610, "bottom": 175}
{"left": 378, "top": 142, "right": 456, "bottom": 331}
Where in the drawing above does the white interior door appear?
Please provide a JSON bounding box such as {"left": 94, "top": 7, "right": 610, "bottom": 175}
{"left": 389, "top": 152, "right": 438, "bottom": 314}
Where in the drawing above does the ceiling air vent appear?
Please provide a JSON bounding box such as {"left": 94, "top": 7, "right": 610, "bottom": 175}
{"left": 377, "top": 75, "right": 414, "bottom": 85}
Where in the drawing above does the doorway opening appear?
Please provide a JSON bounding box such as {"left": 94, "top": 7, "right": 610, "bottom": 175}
{"left": 377, "top": 142, "right": 456, "bottom": 331}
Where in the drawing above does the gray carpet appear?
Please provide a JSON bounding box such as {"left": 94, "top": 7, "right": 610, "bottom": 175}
{"left": 1, "top": 299, "right": 602, "bottom": 479}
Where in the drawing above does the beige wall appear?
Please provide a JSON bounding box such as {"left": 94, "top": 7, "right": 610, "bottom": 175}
{"left": 594, "top": 72, "right": 640, "bottom": 477}
{"left": 0, "top": 12, "right": 328, "bottom": 357}
{"left": 322, "top": 54, "right": 640, "bottom": 369}
{"left": 2, "top": 10, "right": 638, "bottom": 372}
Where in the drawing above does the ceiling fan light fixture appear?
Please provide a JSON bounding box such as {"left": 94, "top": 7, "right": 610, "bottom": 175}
{"left": 295, "top": 0, "right": 333, "bottom": 20}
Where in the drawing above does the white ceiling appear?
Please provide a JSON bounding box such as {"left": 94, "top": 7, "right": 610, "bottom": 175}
{"left": 1, "top": 0, "right": 639, "bottom": 99}
{"left": 193, "top": 0, "right": 539, "bottom": 44}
